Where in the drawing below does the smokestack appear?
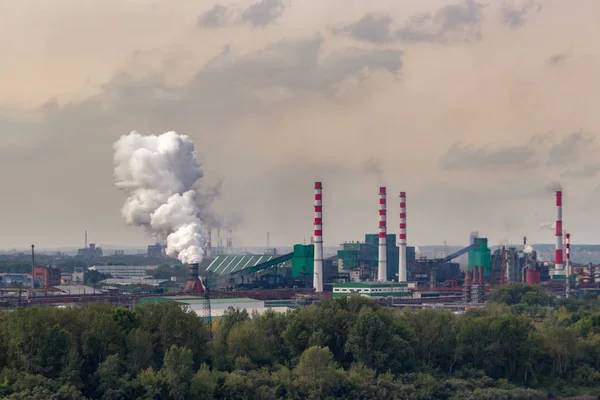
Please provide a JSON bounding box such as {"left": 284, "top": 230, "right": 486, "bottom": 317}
{"left": 217, "top": 228, "right": 222, "bottom": 249}
{"left": 565, "top": 233, "right": 571, "bottom": 275}
{"left": 554, "top": 191, "right": 564, "bottom": 278}
{"left": 226, "top": 229, "right": 233, "bottom": 253}
{"left": 398, "top": 191, "right": 407, "bottom": 282}
{"left": 378, "top": 187, "right": 387, "bottom": 281}
{"left": 85, "top": 230, "right": 88, "bottom": 248}
{"left": 313, "top": 182, "right": 324, "bottom": 293}
{"left": 183, "top": 263, "right": 203, "bottom": 293}
{"left": 206, "top": 227, "right": 212, "bottom": 258}
{"left": 31, "top": 244, "right": 35, "bottom": 289}
{"left": 479, "top": 265, "right": 484, "bottom": 284}
{"left": 523, "top": 236, "right": 526, "bottom": 246}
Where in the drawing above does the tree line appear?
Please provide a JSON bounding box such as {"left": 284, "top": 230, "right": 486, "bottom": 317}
{"left": 0, "top": 284, "right": 599, "bottom": 399}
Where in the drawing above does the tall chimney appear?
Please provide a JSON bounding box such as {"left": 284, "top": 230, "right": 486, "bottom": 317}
{"left": 31, "top": 244, "right": 35, "bottom": 289}
{"left": 565, "top": 233, "right": 571, "bottom": 276}
{"left": 554, "top": 191, "right": 564, "bottom": 278}
{"left": 85, "top": 230, "right": 88, "bottom": 248}
{"left": 398, "top": 191, "right": 407, "bottom": 282}
{"left": 313, "top": 182, "right": 324, "bottom": 292}
{"left": 206, "top": 227, "right": 212, "bottom": 258}
{"left": 226, "top": 229, "right": 233, "bottom": 253}
{"left": 378, "top": 187, "right": 387, "bottom": 281}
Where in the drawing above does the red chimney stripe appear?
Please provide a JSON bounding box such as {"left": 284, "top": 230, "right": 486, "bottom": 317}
{"left": 314, "top": 206, "right": 322, "bottom": 212}
{"left": 379, "top": 221, "right": 386, "bottom": 227}
{"left": 379, "top": 210, "right": 386, "bottom": 215}
{"left": 315, "top": 182, "right": 322, "bottom": 189}
{"left": 555, "top": 249, "right": 563, "bottom": 264}
{"left": 315, "top": 194, "right": 322, "bottom": 201}
{"left": 314, "top": 230, "right": 322, "bottom": 236}
{"left": 399, "top": 213, "right": 406, "bottom": 219}
{"left": 399, "top": 223, "right": 406, "bottom": 229}
{"left": 378, "top": 232, "right": 387, "bottom": 238}
{"left": 400, "top": 202, "right": 406, "bottom": 208}
{"left": 379, "top": 199, "right": 386, "bottom": 205}
{"left": 314, "top": 218, "right": 322, "bottom": 224}
{"left": 399, "top": 234, "right": 406, "bottom": 240}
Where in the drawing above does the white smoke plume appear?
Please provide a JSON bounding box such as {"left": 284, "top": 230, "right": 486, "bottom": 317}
{"left": 113, "top": 131, "right": 206, "bottom": 264}
{"left": 539, "top": 221, "right": 556, "bottom": 231}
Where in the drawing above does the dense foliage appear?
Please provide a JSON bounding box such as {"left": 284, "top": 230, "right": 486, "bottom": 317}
{"left": 0, "top": 284, "right": 599, "bottom": 399}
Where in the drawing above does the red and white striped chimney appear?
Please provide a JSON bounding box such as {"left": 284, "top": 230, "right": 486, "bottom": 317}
{"left": 378, "top": 187, "right": 387, "bottom": 281}
{"left": 555, "top": 191, "right": 564, "bottom": 277}
{"left": 313, "top": 182, "right": 323, "bottom": 292}
{"left": 565, "top": 232, "right": 571, "bottom": 276}
{"left": 399, "top": 191, "right": 407, "bottom": 282}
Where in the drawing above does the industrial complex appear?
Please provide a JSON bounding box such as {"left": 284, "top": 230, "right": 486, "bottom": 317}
{"left": 1, "top": 184, "right": 598, "bottom": 317}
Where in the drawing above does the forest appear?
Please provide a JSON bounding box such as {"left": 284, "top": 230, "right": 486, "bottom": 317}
{"left": 0, "top": 284, "right": 599, "bottom": 399}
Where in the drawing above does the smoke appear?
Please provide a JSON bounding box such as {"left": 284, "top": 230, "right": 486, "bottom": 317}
{"left": 539, "top": 221, "right": 555, "bottom": 231}
{"left": 113, "top": 130, "right": 206, "bottom": 264}
{"left": 362, "top": 157, "right": 385, "bottom": 185}
{"left": 545, "top": 181, "right": 563, "bottom": 193}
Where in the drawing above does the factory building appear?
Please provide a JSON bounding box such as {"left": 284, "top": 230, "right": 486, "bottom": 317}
{"left": 33, "top": 266, "right": 61, "bottom": 288}
{"left": 468, "top": 238, "right": 491, "bottom": 277}
{"left": 89, "top": 265, "right": 158, "bottom": 279}
{"left": 146, "top": 243, "right": 166, "bottom": 258}
{"left": 77, "top": 243, "right": 103, "bottom": 258}
{"left": 337, "top": 234, "right": 415, "bottom": 282}
{"left": 332, "top": 282, "right": 415, "bottom": 298}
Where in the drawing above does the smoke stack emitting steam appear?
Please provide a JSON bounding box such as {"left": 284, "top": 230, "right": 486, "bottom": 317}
{"left": 113, "top": 131, "right": 206, "bottom": 264}
{"left": 378, "top": 187, "right": 387, "bottom": 282}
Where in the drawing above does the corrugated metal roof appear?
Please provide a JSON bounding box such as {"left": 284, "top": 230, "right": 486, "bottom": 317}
{"left": 207, "top": 255, "right": 282, "bottom": 276}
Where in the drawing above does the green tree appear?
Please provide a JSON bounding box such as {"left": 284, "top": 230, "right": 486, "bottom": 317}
{"left": 161, "top": 345, "right": 194, "bottom": 400}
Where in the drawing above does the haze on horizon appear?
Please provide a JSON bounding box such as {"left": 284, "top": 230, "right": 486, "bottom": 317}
{"left": 1, "top": 0, "right": 599, "bottom": 250}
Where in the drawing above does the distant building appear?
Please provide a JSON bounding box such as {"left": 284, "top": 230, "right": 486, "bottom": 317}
{"left": 72, "top": 267, "right": 85, "bottom": 284}
{"left": 61, "top": 274, "right": 73, "bottom": 285}
{"left": 54, "top": 285, "right": 106, "bottom": 295}
{"left": 77, "top": 243, "right": 103, "bottom": 258}
{"left": 147, "top": 243, "right": 166, "bottom": 258}
{"left": 114, "top": 250, "right": 125, "bottom": 256}
{"left": 332, "top": 282, "right": 416, "bottom": 299}
{"left": 34, "top": 266, "right": 61, "bottom": 288}
{"left": 0, "top": 274, "right": 32, "bottom": 287}
{"left": 89, "top": 264, "right": 158, "bottom": 279}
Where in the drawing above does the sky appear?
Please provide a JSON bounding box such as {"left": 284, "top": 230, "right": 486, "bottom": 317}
{"left": 1, "top": 0, "right": 599, "bottom": 250}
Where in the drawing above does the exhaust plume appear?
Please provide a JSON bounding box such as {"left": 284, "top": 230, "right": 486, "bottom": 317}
{"left": 540, "top": 221, "right": 556, "bottom": 231}
{"left": 545, "top": 181, "right": 563, "bottom": 193}
{"left": 113, "top": 130, "right": 206, "bottom": 264}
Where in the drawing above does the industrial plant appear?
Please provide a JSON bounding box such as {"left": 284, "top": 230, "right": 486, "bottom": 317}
{"left": 2, "top": 182, "right": 599, "bottom": 317}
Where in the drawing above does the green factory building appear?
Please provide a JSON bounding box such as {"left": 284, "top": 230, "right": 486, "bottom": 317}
{"left": 332, "top": 281, "right": 414, "bottom": 298}
{"left": 468, "top": 237, "right": 492, "bottom": 277}
{"left": 337, "top": 234, "right": 415, "bottom": 281}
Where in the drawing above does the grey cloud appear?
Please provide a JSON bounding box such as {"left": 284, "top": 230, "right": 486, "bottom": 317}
{"left": 198, "top": 5, "right": 232, "bottom": 28}
{"left": 396, "top": 0, "right": 485, "bottom": 44}
{"left": 500, "top": 1, "right": 541, "bottom": 29}
{"left": 548, "top": 52, "right": 569, "bottom": 66}
{"left": 334, "top": 13, "right": 394, "bottom": 44}
{"left": 439, "top": 142, "right": 535, "bottom": 170}
{"left": 562, "top": 164, "right": 600, "bottom": 179}
{"left": 192, "top": 36, "right": 402, "bottom": 95}
{"left": 241, "top": 0, "right": 287, "bottom": 27}
{"left": 548, "top": 131, "right": 595, "bottom": 166}
{"left": 1, "top": 35, "right": 402, "bottom": 157}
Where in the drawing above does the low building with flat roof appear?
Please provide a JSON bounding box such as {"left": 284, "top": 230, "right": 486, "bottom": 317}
{"left": 332, "top": 281, "right": 416, "bottom": 298}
